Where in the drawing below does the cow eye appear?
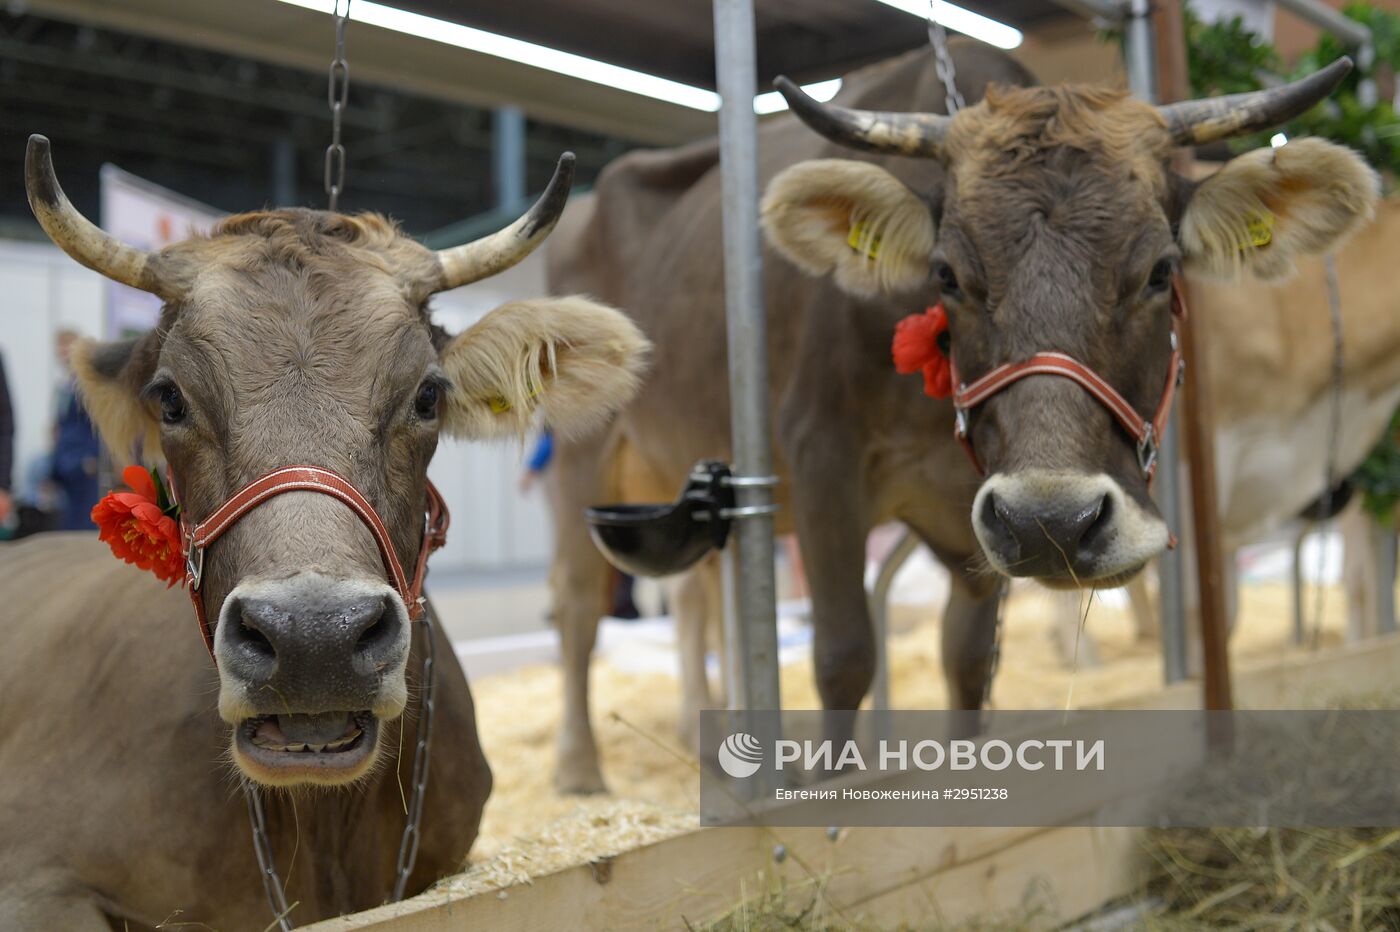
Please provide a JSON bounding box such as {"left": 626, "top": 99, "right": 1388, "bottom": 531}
{"left": 934, "top": 262, "right": 960, "bottom": 295}
{"left": 159, "top": 384, "right": 187, "bottom": 425}
{"left": 414, "top": 381, "right": 440, "bottom": 420}
{"left": 1146, "top": 258, "right": 1174, "bottom": 294}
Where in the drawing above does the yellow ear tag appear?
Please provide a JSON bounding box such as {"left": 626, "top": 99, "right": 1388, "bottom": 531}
{"left": 488, "top": 382, "right": 544, "bottom": 414}
{"left": 1242, "top": 211, "right": 1274, "bottom": 249}
{"left": 847, "top": 220, "right": 882, "bottom": 260}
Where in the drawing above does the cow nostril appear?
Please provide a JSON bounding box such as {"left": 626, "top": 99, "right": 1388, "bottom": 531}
{"left": 1078, "top": 493, "right": 1114, "bottom": 550}
{"left": 354, "top": 599, "right": 396, "bottom": 656}
{"left": 983, "top": 492, "right": 1011, "bottom": 533}
{"left": 236, "top": 610, "right": 277, "bottom": 660}
{"left": 239, "top": 619, "right": 276, "bottom": 658}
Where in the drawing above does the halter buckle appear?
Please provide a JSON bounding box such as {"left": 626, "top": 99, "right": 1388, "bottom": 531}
{"left": 1136, "top": 426, "right": 1158, "bottom": 478}
{"left": 954, "top": 404, "right": 970, "bottom": 439}
{"left": 186, "top": 540, "right": 205, "bottom": 591}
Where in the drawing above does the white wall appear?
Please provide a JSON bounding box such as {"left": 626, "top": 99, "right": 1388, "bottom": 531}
{"left": 0, "top": 238, "right": 553, "bottom": 575}
{"left": 0, "top": 239, "right": 106, "bottom": 498}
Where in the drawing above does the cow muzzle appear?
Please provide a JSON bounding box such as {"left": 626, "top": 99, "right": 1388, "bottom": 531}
{"left": 972, "top": 471, "right": 1168, "bottom": 588}
{"left": 217, "top": 574, "right": 411, "bottom": 786}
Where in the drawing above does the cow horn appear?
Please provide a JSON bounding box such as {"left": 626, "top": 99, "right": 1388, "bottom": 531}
{"left": 774, "top": 76, "right": 951, "bottom": 156}
{"left": 1158, "top": 57, "right": 1353, "bottom": 146}
{"left": 26, "top": 135, "right": 176, "bottom": 298}
{"left": 433, "top": 151, "right": 575, "bottom": 292}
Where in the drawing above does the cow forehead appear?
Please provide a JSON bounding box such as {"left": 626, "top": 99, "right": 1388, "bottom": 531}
{"left": 167, "top": 258, "right": 433, "bottom": 406}
{"left": 946, "top": 84, "right": 1172, "bottom": 200}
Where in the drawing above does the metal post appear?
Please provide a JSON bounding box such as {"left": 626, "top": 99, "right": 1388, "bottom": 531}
{"left": 271, "top": 136, "right": 296, "bottom": 208}
{"left": 1124, "top": 0, "right": 1189, "bottom": 684}
{"left": 1124, "top": 0, "right": 1156, "bottom": 108}
{"left": 492, "top": 106, "right": 526, "bottom": 213}
{"left": 713, "top": 0, "right": 781, "bottom": 715}
{"left": 1375, "top": 519, "right": 1397, "bottom": 636}
{"left": 869, "top": 529, "right": 919, "bottom": 712}
{"left": 1158, "top": 414, "right": 1190, "bottom": 680}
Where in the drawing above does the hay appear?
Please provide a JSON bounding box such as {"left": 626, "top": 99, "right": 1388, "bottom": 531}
{"left": 693, "top": 873, "right": 1046, "bottom": 932}
{"left": 438, "top": 799, "right": 695, "bottom": 899}
{"left": 468, "top": 581, "right": 1352, "bottom": 863}
{"left": 1137, "top": 826, "right": 1400, "bottom": 930}
{"left": 1134, "top": 689, "right": 1400, "bottom": 931}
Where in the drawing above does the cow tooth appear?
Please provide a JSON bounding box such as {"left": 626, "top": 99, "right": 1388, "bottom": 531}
{"left": 309, "top": 743, "right": 326, "bottom": 752}
{"left": 286, "top": 743, "right": 306, "bottom": 752}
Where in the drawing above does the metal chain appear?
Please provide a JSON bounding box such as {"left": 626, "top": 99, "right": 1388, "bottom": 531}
{"left": 393, "top": 604, "right": 437, "bottom": 901}
{"left": 928, "top": 1, "right": 965, "bottom": 115}
{"left": 246, "top": 613, "right": 437, "bottom": 928}
{"left": 1306, "top": 255, "right": 1347, "bottom": 647}
{"left": 244, "top": 780, "right": 294, "bottom": 932}
{"left": 980, "top": 580, "right": 1009, "bottom": 709}
{"left": 324, "top": 0, "right": 351, "bottom": 211}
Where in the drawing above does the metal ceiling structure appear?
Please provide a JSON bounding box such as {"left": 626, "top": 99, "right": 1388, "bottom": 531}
{"left": 2, "top": 0, "right": 1085, "bottom": 239}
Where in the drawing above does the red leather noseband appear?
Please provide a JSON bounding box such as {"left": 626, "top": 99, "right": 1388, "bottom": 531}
{"left": 951, "top": 278, "right": 1188, "bottom": 483}
{"left": 176, "top": 465, "right": 449, "bottom": 657}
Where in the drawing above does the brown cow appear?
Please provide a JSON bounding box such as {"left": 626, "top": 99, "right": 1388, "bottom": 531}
{"left": 0, "top": 137, "right": 647, "bottom": 928}
{"left": 1053, "top": 196, "right": 1400, "bottom": 667}
{"left": 545, "top": 43, "right": 1377, "bottom": 793}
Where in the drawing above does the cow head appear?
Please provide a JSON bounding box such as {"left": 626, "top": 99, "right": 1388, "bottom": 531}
{"left": 26, "top": 136, "right": 649, "bottom": 786}
{"left": 762, "top": 61, "right": 1378, "bottom": 588}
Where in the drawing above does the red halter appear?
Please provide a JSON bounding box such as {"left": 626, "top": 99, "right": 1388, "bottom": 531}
{"left": 174, "top": 465, "right": 449, "bottom": 657}
{"left": 951, "top": 279, "right": 1188, "bottom": 482}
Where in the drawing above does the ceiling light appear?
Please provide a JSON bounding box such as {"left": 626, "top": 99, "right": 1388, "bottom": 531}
{"left": 871, "top": 0, "right": 1023, "bottom": 50}
{"left": 754, "top": 78, "right": 842, "bottom": 114}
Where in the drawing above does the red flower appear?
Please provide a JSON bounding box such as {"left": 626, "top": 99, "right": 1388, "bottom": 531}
{"left": 892, "top": 303, "right": 954, "bottom": 399}
{"left": 92, "top": 465, "right": 185, "bottom": 588}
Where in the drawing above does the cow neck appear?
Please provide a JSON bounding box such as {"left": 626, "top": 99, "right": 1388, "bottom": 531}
{"left": 170, "top": 465, "right": 450, "bottom": 657}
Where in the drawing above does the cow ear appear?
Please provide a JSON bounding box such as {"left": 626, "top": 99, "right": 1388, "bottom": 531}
{"left": 437, "top": 295, "right": 650, "bottom": 440}
{"left": 1180, "top": 138, "right": 1379, "bottom": 282}
{"left": 72, "top": 334, "right": 164, "bottom": 464}
{"left": 762, "top": 159, "right": 935, "bottom": 298}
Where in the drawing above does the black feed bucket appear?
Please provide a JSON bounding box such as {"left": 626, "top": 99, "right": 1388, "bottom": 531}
{"left": 585, "top": 460, "right": 736, "bottom": 578}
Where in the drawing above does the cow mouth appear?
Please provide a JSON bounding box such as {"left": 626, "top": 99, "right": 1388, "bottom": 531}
{"left": 1034, "top": 561, "right": 1148, "bottom": 591}
{"left": 234, "top": 711, "right": 378, "bottom": 782}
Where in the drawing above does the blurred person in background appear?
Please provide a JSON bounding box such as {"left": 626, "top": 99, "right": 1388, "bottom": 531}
{"left": 48, "top": 329, "right": 101, "bottom": 530}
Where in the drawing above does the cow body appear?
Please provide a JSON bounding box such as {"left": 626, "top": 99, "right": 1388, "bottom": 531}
{"left": 545, "top": 44, "right": 1035, "bottom": 792}
{"left": 545, "top": 37, "right": 1377, "bottom": 791}
{"left": 1053, "top": 200, "right": 1400, "bottom": 666}
{"left": 1197, "top": 200, "right": 1400, "bottom": 554}
{"left": 7, "top": 138, "right": 648, "bottom": 923}
{"left": 0, "top": 535, "right": 488, "bottom": 929}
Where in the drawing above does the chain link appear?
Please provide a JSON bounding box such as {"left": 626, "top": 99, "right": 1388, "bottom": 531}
{"left": 324, "top": 0, "right": 351, "bottom": 210}
{"left": 247, "top": 614, "right": 437, "bottom": 928}
{"left": 928, "top": 1, "right": 965, "bottom": 115}
{"left": 244, "top": 781, "right": 295, "bottom": 932}
{"left": 980, "top": 580, "right": 1008, "bottom": 709}
{"left": 393, "top": 605, "right": 437, "bottom": 901}
{"left": 1304, "top": 256, "right": 1346, "bottom": 647}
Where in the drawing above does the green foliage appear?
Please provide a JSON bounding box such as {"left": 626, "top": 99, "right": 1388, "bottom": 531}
{"left": 1185, "top": 8, "right": 1279, "bottom": 97}
{"left": 1184, "top": 3, "right": 1400, "bottom": 180}
{"left": 1353, "top": 409, "right": 1400, "bottom": 523}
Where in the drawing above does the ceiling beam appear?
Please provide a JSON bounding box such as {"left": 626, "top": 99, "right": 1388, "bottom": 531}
{"left": 23, "top": 0, "right": 715, "bottom": 145}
